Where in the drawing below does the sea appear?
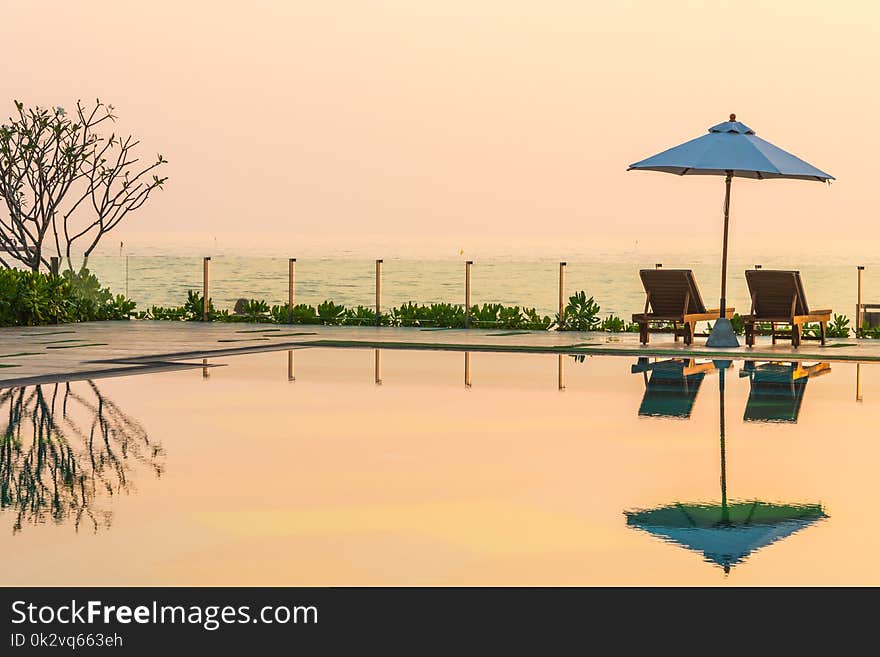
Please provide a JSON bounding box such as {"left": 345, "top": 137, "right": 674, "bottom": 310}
{"left": 84, "top": 246, "right": 879, "bottom": 323}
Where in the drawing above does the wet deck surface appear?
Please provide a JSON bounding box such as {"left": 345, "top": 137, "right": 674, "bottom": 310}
{"left": 2, "top": 321, "right": 877, "bottom": 385}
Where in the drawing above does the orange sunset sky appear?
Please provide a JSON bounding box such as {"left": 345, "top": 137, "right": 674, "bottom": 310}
{"left": 2, "top": 1, "right": 876, "bottom": 256}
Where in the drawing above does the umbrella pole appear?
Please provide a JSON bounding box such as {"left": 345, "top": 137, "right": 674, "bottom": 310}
{"left": 706, "top": 173, "right": 739, "bottom": 347}
{"left": 720, "top": 172, "right": 732, "bottom": 317}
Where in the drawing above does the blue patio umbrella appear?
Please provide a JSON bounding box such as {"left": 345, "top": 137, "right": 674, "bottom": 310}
{"left": 628, "top": 114, "right": 834, "bottom": 347}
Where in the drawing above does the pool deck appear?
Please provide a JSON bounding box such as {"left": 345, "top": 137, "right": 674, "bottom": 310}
{"left": 1, "top": 321, "right": 878, "bottom": 386}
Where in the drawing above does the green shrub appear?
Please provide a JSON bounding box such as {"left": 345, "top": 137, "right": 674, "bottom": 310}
{"left": 289, "top": 303, "right": 321, "bottom": 324}
{"left": 497, "top": 305, "right": 524, "bottom": 329}
{"left": 140, "top": 296, "right": 558, "bottom": 331}
{"left": 522, "top": 308, "right": 554, "bottom": 330}
{"left": 600, "top": 315, "right": 639, "bottom": 333}
{"left": 317, "top": 300, "right": 346, "bottom": 325}
{"left": 340, "top": 305, "right": 392, "bottom": 326}
{"left": 0, "top": 267, "right": 135, "bottom": 326}
{"left": 144, "top": 304, "right": 187, "bottom": 321}
{"left": 391, "top": 302, "right": 465, "bottom": 328}
{"left": 469, "top": 303, "right": 503, "bottom": 329}
{"left": 390, "top": 301, "right": 423, "bottom": 327}
{"left": 135, "top": 290, "right": 224, "bottom": 321}
{"left": 862, "top": 323, "right": 880, "bottom": 339}
{"left": 558, "top": 291, "right": 601, "bottom": 332}
{"left": 422, "top": 302, "right": 465, "bottom": 328}
{"left": 236, "top": 299, "right": 272, "bottom": 323}
{"left": 828, "top": 314, "right": 851, "bottom": 338}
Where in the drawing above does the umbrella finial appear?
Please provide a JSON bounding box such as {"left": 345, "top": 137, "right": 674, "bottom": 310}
{"left": 729, "top": 113, "right": 736, "bottom": 121}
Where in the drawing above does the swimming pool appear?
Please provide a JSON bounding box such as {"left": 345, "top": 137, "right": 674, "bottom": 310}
{"left": 1, "top": 348, "right": 876, "bottom": 585}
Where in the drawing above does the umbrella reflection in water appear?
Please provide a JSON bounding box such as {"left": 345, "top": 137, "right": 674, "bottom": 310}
{"left": 626, "top": 359, "right": 828, "bottom": 573}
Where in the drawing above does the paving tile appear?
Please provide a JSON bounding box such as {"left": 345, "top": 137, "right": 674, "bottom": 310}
{"left": 1, "top": 320, "right": 877, "bottom": 386}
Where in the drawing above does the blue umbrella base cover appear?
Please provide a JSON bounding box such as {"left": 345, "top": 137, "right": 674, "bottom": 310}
{"left": 706, "top": 317, "right": 740, "bottom": 347}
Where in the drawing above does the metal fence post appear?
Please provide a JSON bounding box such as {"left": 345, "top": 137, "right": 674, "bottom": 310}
{"left": 558, "top": 261, "right": 566, "bottom": 328}
{"left": 376, "top": 259, "right": 383, "bottom": 326}
{"left": 465, "top": 261, "right": 473, "bottom": 328}
{"left": 857, "top": 265, "right": 864, "bottom": 338}
{"left": 202, "top": 257, "right": 211, "bottom": 321}
{"left": 288, "top": 258, "right": 296, "bottom": 323}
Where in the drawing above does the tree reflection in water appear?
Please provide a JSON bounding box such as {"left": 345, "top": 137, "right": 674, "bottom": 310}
{"left": 0, "top": 381, "right": 164, "bottom": 534}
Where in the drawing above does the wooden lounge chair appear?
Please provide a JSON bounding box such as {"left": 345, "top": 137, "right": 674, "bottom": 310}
{"left": 632, "top": 269, "right": 733, "bottom": 345}
{"left": 743, "top": 270, "right": 832, "bottom": 347}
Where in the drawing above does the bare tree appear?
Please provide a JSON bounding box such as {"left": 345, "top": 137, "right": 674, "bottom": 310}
{"left": 0, "top": 100, "right": 167, "bottom": 271}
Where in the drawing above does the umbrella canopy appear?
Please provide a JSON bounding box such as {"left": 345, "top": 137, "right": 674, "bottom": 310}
{"left": 627, "top": 114, "right": 834, "bottom": 347}
{"left": 625, "top": 501, "right": 827, "bottom": 571}
{"left": 628, "top": 118, "right": 834, "bottom": 182}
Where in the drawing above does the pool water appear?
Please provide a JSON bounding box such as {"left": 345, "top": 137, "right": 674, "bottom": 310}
{"left": 1, "top": 348, "right": 877, "bottom": 585}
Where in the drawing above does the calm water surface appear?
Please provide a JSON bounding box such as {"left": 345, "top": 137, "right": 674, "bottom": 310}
{"left": 1, "top": 349, "right": 877, "bottom": 585}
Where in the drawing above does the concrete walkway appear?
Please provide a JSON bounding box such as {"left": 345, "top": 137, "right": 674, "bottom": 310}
{"left": 2, "top": 320, "right": 878, "bottom": 386}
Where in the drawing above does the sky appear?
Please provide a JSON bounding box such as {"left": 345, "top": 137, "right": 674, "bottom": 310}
{"left": 2, "top": 1, "right": 878, "bottom": 257}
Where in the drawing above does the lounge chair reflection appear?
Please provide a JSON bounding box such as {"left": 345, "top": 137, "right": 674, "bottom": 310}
{"left": 739, "top": 361, "right": 831, "bottom": 423}
{"left": 632, "top": 357, "right": 729, "bottom": 419}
